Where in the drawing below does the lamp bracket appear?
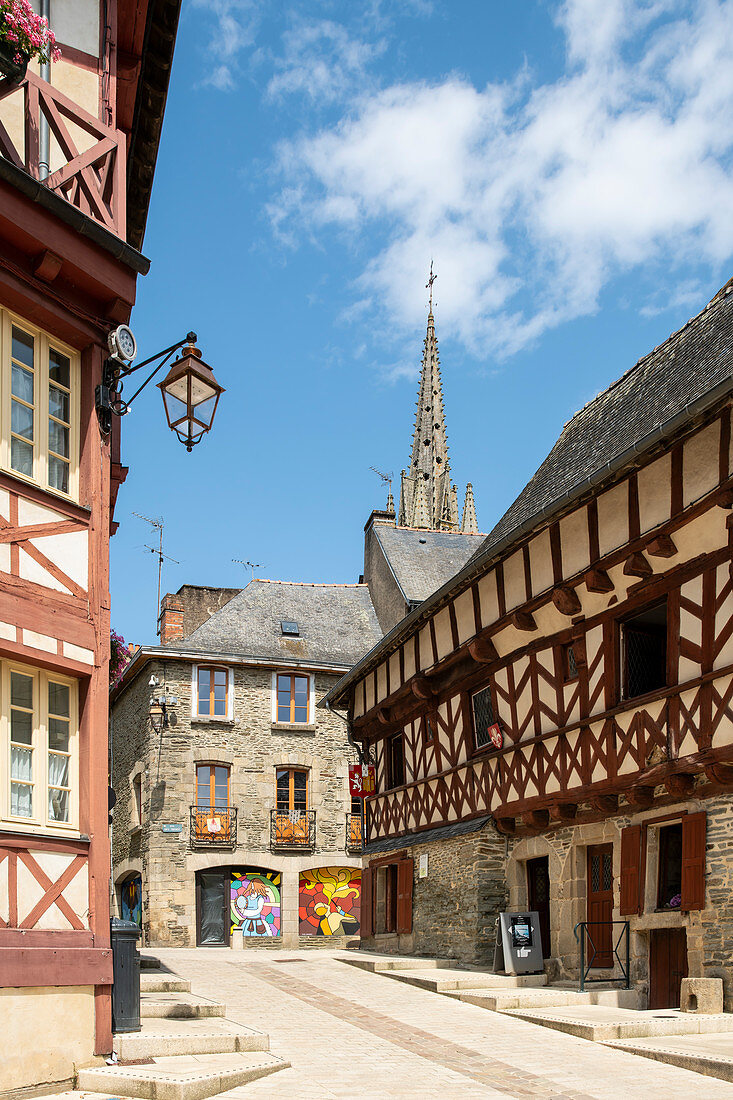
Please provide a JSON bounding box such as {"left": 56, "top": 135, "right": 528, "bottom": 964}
{"left": 96, "top": 332, "right": 198, "bottom": 435}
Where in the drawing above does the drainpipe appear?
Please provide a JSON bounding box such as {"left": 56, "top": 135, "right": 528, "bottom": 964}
{"left": 39, "top": 0, "right": 50, "bottom": 182}
{"left": 324, "top": 699, "right": 369, "bottom": 850}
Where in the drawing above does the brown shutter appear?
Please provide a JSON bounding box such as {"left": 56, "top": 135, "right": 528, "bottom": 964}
{"left": 360, "top": 866, "right": 373, "bottom": 938}
{"left": 681, "top": 811, "right": 706, "bottom": 912}
{"left": 619, "top": 824, "right": 642, "bottom": 915}
{"left": 396, "top": 858, "right": 414, "bottom": 934}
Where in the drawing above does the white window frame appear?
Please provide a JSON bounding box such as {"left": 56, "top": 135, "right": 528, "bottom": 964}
{"left": 0, "top": 309, "right": 80, "bottom": 501}
{"left": 191, "top": 664, "right": 233, "bottom": 720}
{"left": 0, "top": 659, "right": 79, "bottom": 833}
{"left": 271, "top": 670, "right": 315, "bottom": 726}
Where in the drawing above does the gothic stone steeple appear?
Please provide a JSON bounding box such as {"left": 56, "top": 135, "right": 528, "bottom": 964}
{"left": 398, "top": 267, "right": 478, "bottom": 533}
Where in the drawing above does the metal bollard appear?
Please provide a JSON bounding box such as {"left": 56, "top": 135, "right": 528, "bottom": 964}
{"left": 110, "top": 916, "right": 142, "bottom": 1033}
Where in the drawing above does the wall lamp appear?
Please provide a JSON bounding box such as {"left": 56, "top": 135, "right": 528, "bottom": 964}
{"left": 96, "top": 326, "right": 225, "bottom": 452}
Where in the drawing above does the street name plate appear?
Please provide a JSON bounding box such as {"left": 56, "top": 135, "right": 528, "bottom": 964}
{"left": 161, "top": 823, "right": 183, "bottom": 833}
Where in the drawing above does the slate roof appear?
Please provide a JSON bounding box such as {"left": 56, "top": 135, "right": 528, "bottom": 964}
{"left": 482, "top": 283, "right": 733, "bottom": 553}
{"left": 375, "top": 526, "right": 486, "bottom": 604}
{"left": 364, "top": 814, "right": 493, "bottom": 854}
{"left": 182, "top": 580, "right": 383, "bottom": 668}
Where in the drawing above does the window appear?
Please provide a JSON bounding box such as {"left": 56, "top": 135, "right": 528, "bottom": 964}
{"left": 2, "top": 314, "right": 78, "bottom": 499}
{"left": 622, "top": 600, "right": 667, "bottom": 700}
{"left": 423, "top": 714, "right": 435, "bottom": 743}
{"left": 133, "top": 773, "right": 143, "bottom": 827}
{"left": 280, "top": 620, "right": 299, "bottom": 636}
{"left": 387, "top": 733, "right": 405, "bottom": 789}
{"left": 196, "top": 666, "right": 229, "bottom": 717}
{"left": 562, "top": 642, "right": 579, "bottom": 683}
{"left": 471, "top": 684, "right": 496, "bottom": 750}
{"left": 276, "top": 767, "right": 308, "bottom": 812}
{"left": 275, "top": 673, "right": 310, "bottom": 724}
{"left": 196, "top": 763, "right": 230, "bottom": 809}
{"left": 657, "top": 823, "right": 683, "bottom": 910}
{"left": 2, "top": 661, "right": 78, "bottom": 830}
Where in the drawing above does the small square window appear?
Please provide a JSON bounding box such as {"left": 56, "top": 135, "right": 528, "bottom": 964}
{"left": 471, "top": 684, "right": 496, "bottom": 749}
{"left": 281, "top": 621, "right": 299, "bottom": 636}
{"left": 562, "top": 643, "right": 578, "bottom": 682}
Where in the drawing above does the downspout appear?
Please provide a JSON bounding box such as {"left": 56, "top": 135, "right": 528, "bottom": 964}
{"left": 39, "top": 0, "right": 50, "bottom": 181}
{"left": 324, "top": 699, "right": 369, "bottom": 850}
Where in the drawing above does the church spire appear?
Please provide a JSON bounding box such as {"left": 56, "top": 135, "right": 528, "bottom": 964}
{"left": 398, "top": 266, "right": 471, "bottom": 531}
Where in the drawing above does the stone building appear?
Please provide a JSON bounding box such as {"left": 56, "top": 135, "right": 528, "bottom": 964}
{"left": 111, "top": 580, "right": 381, "bottom": 948}
{"left": 325, "top": 279, "right": 733, "bottom": 1011}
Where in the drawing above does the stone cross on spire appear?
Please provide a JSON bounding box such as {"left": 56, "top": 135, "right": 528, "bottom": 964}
{"left": 398, "top": 268, "right": 479, "bottom": 532}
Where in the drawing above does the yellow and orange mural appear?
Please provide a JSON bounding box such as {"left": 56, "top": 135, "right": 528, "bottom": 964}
{"left": 299, "top": 866, "right": 361, "bottom": 936}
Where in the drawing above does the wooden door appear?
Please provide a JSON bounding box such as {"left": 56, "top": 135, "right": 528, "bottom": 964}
{"left": 649, "top": 928, "right": 688, "bottom": 1009}
{"left": 586, "top": 844, "right": 613, "bottom": 967}
{"left": 527, "top": 857, "right": 551, "bottom": 959}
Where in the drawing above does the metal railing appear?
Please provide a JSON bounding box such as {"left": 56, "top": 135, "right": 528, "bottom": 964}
{"left": 189, "top": 806, "right": 237, "bottom": 847}
{"left": 573, "top": 920, "right": 630, "bottom": 992}
{"left": 270, "top": 808, "right": 316, "bottom": 849}
{"left": 346, "top": 812, "right": 362, "bottom": 851}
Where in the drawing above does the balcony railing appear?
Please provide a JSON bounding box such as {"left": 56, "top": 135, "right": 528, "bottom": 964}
{"left": 270, "top": 809, "right": 315, "bottom": 849}
{"left": 346, "top": 812, "right": 363, "bottom": 851}
{"left": 0, "top": 71, "right": 126, "bottom": 237}
{"left": 190, "top": 806, "right": 237, "bottom": 847}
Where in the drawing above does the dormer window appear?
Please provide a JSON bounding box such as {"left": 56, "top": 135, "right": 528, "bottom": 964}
{"left": 281, "top": 621, "right": 299, "bottom": 636}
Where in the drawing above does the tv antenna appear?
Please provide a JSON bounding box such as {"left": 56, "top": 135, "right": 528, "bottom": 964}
{"left": 370, "top": 466, "right": 393, "bottom": 508}
{"left": 232, "top": 559, "right": 262, "bottom": 583}
{"left": 133, "top": 512, "right": 180, "bottom": 634}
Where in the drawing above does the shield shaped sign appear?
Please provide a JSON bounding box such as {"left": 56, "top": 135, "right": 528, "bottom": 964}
{"left": 488, "top": 723, "right": 503, "bottom": 750}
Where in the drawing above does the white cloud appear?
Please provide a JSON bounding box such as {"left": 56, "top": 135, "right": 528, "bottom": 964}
{"left": 267, "top": 20, "right": 386, "bottom": 104}
{"left": 193, "top": 0, "right": 260, "bottom": 90}
{"left": 272, "top": 0, "right": 733, "bottom": 358}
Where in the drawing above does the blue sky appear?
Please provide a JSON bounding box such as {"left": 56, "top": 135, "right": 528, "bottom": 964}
{"left": 111, "top": 0, "right": 733, "bottom": 644}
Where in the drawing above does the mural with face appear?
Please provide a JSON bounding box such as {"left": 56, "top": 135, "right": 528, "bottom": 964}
{"left": 231, "top": 870, "right": 281, "bottom": 936}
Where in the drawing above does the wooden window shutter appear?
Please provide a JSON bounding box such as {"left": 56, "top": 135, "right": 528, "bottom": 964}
{"left": 396, "top": 859, "right": 414, "bottom": 934}
{"left": 680, "top": 811, "right": 706, "bottom": 912}
{"left": 360, "top": 866, "right": 373, "bottom": 938}
{"left": 619, "top": 824, "right": 642, "bottom": 915}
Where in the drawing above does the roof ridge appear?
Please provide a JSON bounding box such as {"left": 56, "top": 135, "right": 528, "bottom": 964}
{"left": 388, "top": 525, "right": 486, "bottom": 535}
{"left": 560, "top": 282, "right": 733, "bottom": 431}
{"left": 250, "top": 579, "right": 368, "bottom": 588}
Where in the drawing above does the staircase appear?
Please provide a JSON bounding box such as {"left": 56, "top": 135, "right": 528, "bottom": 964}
{"left": 73, "top": 957, "right": 288, "bottom": 1099}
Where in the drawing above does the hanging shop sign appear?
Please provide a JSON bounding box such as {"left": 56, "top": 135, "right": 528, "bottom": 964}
{"left": 488, "top": 722, "right": 503, "bottom": 750}
{"left": 349, "top": 763, "right": 376, "bottom": 798}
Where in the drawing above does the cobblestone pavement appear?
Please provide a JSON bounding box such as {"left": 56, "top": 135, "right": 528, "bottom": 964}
{"left": 153, "top": 949, "right": 733, "bottom": 1099}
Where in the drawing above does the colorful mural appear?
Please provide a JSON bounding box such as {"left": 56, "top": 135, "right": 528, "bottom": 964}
{"left": 120, "top": 874, "right": 142, "bottom": 927}
{"left": 231, "top": 870, "right": 281, "bottom": 937}
{"left": 299, "top": 866, "right": 361, "bottom": 936}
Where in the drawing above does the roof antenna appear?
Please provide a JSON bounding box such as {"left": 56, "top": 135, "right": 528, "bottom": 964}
{"left": 233, "top": 559, "right": 262, "bottom": 583}
{"left": 133, "top": 513, "right": 180, "bottom": 636}
{"left": 370, "top": 467, "right": 394, "bottom": 511}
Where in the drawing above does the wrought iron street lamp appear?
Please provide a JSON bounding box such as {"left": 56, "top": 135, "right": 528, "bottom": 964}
{"left": 95, "top": 326, "right": 224, "bottom": 451}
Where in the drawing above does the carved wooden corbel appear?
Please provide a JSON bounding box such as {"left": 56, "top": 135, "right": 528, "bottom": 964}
{"left": 623, "top": 552, "right": 652, "bottom": 578}
{"left": 468, "top": 636, "right": 499, "bottom": 664}
{"left": 705, "top": 763, "right": 733, "bottom": 788}
{"left": 548, "top": 802, "right": 577, "bottom": 823}
{"left": 411, "top": 676, "right": 434, "bottom": 702}
{"left": 494, "top": 816, "right": 516, "bottom": 836}
{"left": 665, "top": 773, "right": 694, "bottom": 798}
{"left": 625, "top": 785, "right": 655, "bottom": 808}
{"left": 585, "top": 568, "right": 614, "bottom": 593}
{"left": 591, "top": 794, "right": 618, "bottom": 814}
{"left": 551, "top": 586, "right": 582, "bottom": 616}
{"left": 646, "top": 534, "right": 677, "bottom": 558}
{"left": 716, "top": 489, "right": 733, "bottom": 509}
{"left": 522, "top": 809, "right": 549, "bottom": 829}
{"left": 511, "top": 609, "right": 537, "bottom": 632}
{"left": 376, "top": 706, "right": 391, "bottom": 726}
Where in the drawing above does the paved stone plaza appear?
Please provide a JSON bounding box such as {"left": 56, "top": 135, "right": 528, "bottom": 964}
{"left": 149, "top": 948, "right": 733, "bottom": 1099}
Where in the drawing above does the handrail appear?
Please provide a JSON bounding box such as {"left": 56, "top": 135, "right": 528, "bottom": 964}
{"left": 346, "top": 812, "right": 362, "bottom": 851}
{"left": 573, "top": 920, "right": 630, "bottom": 992}
{"left": 189, "top": 806, "right": 237, "bottom": 847}
{"left": 270, "top": 808, "right": 316, "bottom": 849}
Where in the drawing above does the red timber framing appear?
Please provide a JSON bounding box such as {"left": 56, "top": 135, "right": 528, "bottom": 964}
{"left": 333, "top": 393, "right": 733, "bottom": 848}
{"left": 0, "top": 0, "right": 181, "bottom": 1067}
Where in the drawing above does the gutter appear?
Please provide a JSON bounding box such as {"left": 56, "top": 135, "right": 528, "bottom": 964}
{"left": 322, "top": 370, "right": 733, "bottom": 708}
{"left": 0, "top": 158, "right": 150, "bottom": 275}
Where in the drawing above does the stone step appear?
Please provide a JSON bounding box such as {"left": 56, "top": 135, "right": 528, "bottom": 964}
{"left": 446, "top": 986, "right": 641, "bottom": 1012}
{"left": 141, "top": 973, "right": 192, "bottom": 994}
{"left": 602, "top": 1032, "right": 733, "bottom": 1084}
{"left": 140, "top": 954, "right": 163, "bottom": 970}
{"left": 77, "top": 1051, "right": 288, "bottom": 1100}
{"left": 140, "top": 991, "right": 226, "bottom": 1019}
{"left": 503, "top": 1005, "right": 733, "bottom": 1043}
{"left": 344, "top": 954, "right": 454, "bottom": 973}
{"left": 114, "top": 1017, "right": 270, "bottom": 1061}
{"left": 383, "top": 967, "right": 547, "bottom": 993}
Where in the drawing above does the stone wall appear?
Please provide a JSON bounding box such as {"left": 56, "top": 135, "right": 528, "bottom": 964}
{"left": 159, "top": 585, "right": 241, "bottom": 644}
{"left": 111, "top": 656, "right": 362, "bottom": 948}
{"left": 364, "top": 824, "right": 507, "bottom": 964}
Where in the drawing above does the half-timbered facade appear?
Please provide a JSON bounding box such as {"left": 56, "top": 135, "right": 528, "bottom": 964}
{"left": 324, "top": 280, "right": 733, "bottom": 1009}
{"left": 0, "top": 2, "right": 182, "bottom": 1091}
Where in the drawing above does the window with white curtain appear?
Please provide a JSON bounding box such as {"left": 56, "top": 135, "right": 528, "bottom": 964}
{"left": 3, "top": 662, "right": 78, "bottom": 831}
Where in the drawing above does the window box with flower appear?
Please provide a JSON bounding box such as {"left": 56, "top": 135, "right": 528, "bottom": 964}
{"left": 0, "top": 0, "right": 60, "bottom": 83}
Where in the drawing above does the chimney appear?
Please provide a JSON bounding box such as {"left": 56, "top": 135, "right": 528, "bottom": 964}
{"left": 159, "top": 593, "right": 185, "bottom": 645}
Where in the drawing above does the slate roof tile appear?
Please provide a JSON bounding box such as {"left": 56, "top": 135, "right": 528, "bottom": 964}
{"left": 375, "top": 526, "right": 486, "bottom": 604}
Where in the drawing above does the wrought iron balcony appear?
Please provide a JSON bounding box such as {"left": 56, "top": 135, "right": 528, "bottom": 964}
{"left": 0, "top": 72, "right": 126, "bottom": 237}
{"left": 190, "top": 806, "right": 237, "bottom": 847}
{"left": 270, "top": 809, "right": 316, "bottom": 849}
{"left": 346, "top": 812, "right": 363, "bottom": 852}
